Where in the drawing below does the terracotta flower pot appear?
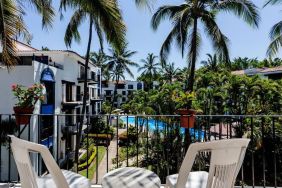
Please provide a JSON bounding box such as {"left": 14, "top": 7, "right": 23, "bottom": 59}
{"left": 13, "top": 106, "right": 34, "bottom": 126}
{"left": 176, "top": 109, "right": 196, "bottom": 128}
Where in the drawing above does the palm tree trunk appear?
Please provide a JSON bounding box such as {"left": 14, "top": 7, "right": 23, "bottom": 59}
{"left": 187, "top": 18, "right": 198, "bottom": 93}
{"left": 185, "top": 17, "right": 198, "bottom": 151}
{"left": 75, "top": 17, "right": 93, "bottom": 170}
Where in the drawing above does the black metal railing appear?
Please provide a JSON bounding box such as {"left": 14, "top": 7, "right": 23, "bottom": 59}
{"left": 0, "top": 114, "right": 281, "bottom": 187}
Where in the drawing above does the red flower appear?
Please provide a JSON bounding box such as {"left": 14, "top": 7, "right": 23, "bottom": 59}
{"left": 11, "top": 84, "right": 17, "bottom": 90}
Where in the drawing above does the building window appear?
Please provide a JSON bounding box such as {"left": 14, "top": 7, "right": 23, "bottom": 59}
{"left": 17, "top": 56, "right": 33, "bottom": 65}
{"left": 122, "top": 91, "right": 126, "bottom": 95}
{"left": 76, "top": 86, "right": 81, "bottom": 101}
{"left": 122, "top": 97, "right": 126, "bottom": 102}
{"left": 128, "top": 85, "right": 133, "bottom": 89}
{"left": 66, "top": 84, "right": 73, "bottom": 102}
{"left": 76, "top": 108, "right": 80, "bottom": 123}
{"left": 128, "top": 91, "right": 133, "bottom": 96}
{"left": 91, "top": 72, "right": 96, "bottom": 80}
{"left": 97, "top": 103, "right": 101, "bottom": 112}
{"left": 80, "top": 65, "right": 85, "bottom": 78}
{"left": 105, "top": 90, "right": 111, "bottom": 95}
{"left": 92, "top": 88, "right": 95, "bottom": 98}
{"left": 137, "top": 82, "right": 142, "bottom": 90}
{"left": 117, "top": 84, "right": 125, "bottom": 89}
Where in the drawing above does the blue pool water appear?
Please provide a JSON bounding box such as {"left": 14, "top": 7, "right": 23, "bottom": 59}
{"left": 119, "top": 116, "right": 204, "bottom": 141}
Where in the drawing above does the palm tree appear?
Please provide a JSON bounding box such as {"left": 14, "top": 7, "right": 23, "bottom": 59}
{"left": 161, "top": 62, "right": 180, "bottom": 84}
{"left": 265, "top": 0, "right": 282, "bottom": 57}
{"left": 60, "top": 0, "right": 126, "bottom": 166}
{"left": 107, "top": 44, "right": 139, "bottom": 113}
{"left": 0, "top": 0, "right": 54, "bottom": 68}
{"left": 90, "top": 50, "right": 109, "bottom": 80}
{"left": 201, "top": 54, "right": 219, "bottom": 72}
{"left": 138, "top": 53, "right": 159, "bottom": 90}
{"left": 151, "top": 0, "right": 259, "bottom": 94}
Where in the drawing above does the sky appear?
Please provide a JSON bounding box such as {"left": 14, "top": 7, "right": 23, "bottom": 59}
{"left": 23, "top": 0, "right": 282, "bottom": 79}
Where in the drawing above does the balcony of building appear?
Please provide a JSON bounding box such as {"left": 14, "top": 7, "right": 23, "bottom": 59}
{"left": 0, "top": 114, "right": 281, "bottom": 188}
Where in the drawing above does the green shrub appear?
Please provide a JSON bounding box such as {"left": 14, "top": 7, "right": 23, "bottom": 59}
{"left": 88, "top": 134, "right": 113, "bottom": 146}
{"left": 78, "top": 144, "right": 95, "bottom": 164}
{"left": 88, "top": 134, "right": 113, "bottom": 140}
{"left": 78, "top": 147, "right": 97, "bottom": 171}
{"left": 89, "top": 117, "right": 114, "bottom": 134}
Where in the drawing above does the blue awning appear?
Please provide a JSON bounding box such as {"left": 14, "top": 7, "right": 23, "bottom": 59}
{"left": 41, "top": 68, "right": 55, "bottom": 82}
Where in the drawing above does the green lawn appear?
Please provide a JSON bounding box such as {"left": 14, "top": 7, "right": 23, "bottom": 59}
{"left": 79, "top": 146, "right": 106, "bottom": 180}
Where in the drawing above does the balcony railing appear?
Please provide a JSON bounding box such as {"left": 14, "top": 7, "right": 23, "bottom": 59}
{"left": 0, "top": 114, "right": 281, "bottom": 187}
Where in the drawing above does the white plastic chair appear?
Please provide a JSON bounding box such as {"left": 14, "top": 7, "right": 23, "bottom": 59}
{"left": 9, "top": 135, "right": 90, "bottom": 188}
{"left": 166, "top": 138, "right": 250, "bottom": 188}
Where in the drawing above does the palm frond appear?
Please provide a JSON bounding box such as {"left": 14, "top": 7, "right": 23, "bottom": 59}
{"left": 264, "top": 0, "right": 282, "bottom": 7}
{"left": 23, "top": 0, "right": 55, "bottom": 29}
{"left": 151, "top": 4, "right": 188, "bottom": 30}
{"left": 0, "top": 0, "right": 28, "bottom": 68}
{"left": 267, "top": 35, "right": 282, "bottom": 57}
{"left": 135, "top": 0, "right": 155, "bottom": 10}
{"left": 201, "top": 12, "right": 230, "bottom": 64}
{"left": 93, "top": 16, "right": 104, "bottom": 51}
{"left": 159, "top": 26, "right": 177, "bottom": 61}
{"left": 64, "top": 9, "right": 86, "bottom": 47}
{"left": 87, "top": 0, "right": 126, "bottom": 51}
{"left": 214, "top": 0, "right": 260, "bottom": 28}
{"left": 267, "top": 21, "right": 282, "bottom": 57}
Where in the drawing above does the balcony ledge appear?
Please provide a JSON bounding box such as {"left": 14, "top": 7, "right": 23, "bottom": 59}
{"left": 1, "top": 183, "right": 278, "bottom": 188}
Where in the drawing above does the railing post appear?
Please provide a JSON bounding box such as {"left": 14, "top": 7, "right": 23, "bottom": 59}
{"left": 251, "top": 117, "right": 255, "bottom": 188}
{"left": 261, "top": 116, "right": 266, "bottom": 188}
{"left": 272, "top": 117, "right": 277, "bottom": 188}
{"left": 126, "top": 116, "right": 129, "bottom": 167}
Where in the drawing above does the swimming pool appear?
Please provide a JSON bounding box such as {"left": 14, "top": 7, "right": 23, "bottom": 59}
{"left": 119, "top": 116, "right": 204, "bottom": 140}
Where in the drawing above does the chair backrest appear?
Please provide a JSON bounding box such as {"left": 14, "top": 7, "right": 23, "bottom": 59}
{"left": 9, "top": 135, "right": 69, "bottom": 188}
{"left": 176, "top": 139, "right": 250, "bottom": 188}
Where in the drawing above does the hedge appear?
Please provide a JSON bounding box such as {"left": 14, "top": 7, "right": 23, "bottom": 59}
{"left": 88, "top": 134, "right": 113, "bottom": 140}
{"left": 78, "top": 146, "right": 97, "bottom": 171}
{"left": 79, "top": 144, "right": 96, "bottom": 164}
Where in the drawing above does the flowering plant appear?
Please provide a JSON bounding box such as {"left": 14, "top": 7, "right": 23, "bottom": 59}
{"left": 172, "top": 90, "right": 195, "bottom": 110}
{"left": 12, "top": 84, "right": 45, "bottom": 108}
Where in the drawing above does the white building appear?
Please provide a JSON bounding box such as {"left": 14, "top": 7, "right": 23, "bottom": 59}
{"left": 102, "top": 80, "right": 143, "bottom": 108}
{"left": 0, "top": 41, "right": 102, "bottom": 181}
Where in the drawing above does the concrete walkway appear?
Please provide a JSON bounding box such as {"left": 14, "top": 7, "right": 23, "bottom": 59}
{"left": 91, "top": 129, "right": 126, "bottom": 184}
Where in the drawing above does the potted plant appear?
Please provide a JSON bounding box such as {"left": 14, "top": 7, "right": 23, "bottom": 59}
{"left": 172, "top": 90, "right": 196, "bottom": 128}
{"left": 12, "top": 83, "right": 45, "bottom": 125}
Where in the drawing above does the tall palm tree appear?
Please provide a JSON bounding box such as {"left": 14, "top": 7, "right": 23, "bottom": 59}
{"left": 161, "top": 62, "right": 180, "bottom": 84}
{"left": 151, "top": 0, "right": 259, "bottom": 94}
{"left": 138, "top": 53, "right": 159, "bottom": 89}
{"left": 107, "top": 43, "right": 139, "bottom": 112}
{"left": 60, "top": 0, "right": 126, "bottom": 166}
{"left": 0, "top": 0, "right": 54, "bottom": 68}
{"left": 265, "top": 0, "right": 282, "bottom": 57}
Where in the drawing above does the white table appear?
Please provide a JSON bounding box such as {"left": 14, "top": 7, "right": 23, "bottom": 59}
{"left": 101, "top": 167, "right": 161, "bottom": 188}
